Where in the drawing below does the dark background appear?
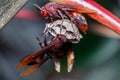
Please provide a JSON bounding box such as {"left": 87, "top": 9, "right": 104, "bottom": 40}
{"left": 0, "top": 0, "right": 120, "bottom": 80}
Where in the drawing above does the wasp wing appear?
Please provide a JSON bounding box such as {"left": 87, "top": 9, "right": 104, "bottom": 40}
{"left": 21, "top": 64, "right": 41, "bottom": 76}
{"left": 17, "top": 44, "right": 53, "bottom": 70}
{"left": 20, "top": 53, "right": 52, "bottom": 76}
{"left": 67, "top": 48, "right": 74, "bottom": 72}
{"left": 55, "top": 2, "right": 96, "bottom": 13}
{"left": 53, "top": 56, "right": 61, "bottom": 72}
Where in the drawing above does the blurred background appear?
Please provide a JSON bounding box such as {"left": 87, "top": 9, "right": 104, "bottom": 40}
{"left": 0, "top": 0, "right": 120, "bottom": 80}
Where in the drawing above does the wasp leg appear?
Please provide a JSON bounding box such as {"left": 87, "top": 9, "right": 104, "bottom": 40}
{"left": 56, "top": 9, "right": 65, "bottom": 33}
{"left": 36, "top": 36, "right": 44, "bottom": 48}
{"left": 43, "top": 35, "right": 48, "bottom": 46}
{"left": 43, "top": 35, "right": 53, "bottom": 59}
{"left": 47, "top": 12, "right": 54, "bottom": 22}
{"left": 67, "top": 48, "right": 74, "bottom": 72}
{"left": 62, "top": 9, "right": 75, "bottom": 23}
{"left": 36, "top": 34, "right": 50, "bottom": 58}
{"left": 56, "top": 9, "right": 64, "bottom": 19}
{"left": 62, "top": 10, "right": 77, "bottom": 33}
{"left": 36, "top": 36, "right": 46, "bottom": 61}
{"left": 43, "top": 25, "right": 50, "bottom": 37}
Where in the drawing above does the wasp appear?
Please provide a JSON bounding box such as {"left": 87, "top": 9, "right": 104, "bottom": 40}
{"left": 17, "top": 19, "right": 82, "bottom": 76}
{"left": 17, "top": 34, "right": 68, "bottom": 76}
{"left": 17, "top": 2, "right": 95, "bottom": 76}
{"left": 33, "top": 2, "right": 95, "bottom": 34}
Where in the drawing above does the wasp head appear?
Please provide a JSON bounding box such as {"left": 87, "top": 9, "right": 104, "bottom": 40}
{"left": 34, "top": 3, "right": 49, "bottom": 19}
{"left": 40, "top": 8, "right": 49, "bottom": 19}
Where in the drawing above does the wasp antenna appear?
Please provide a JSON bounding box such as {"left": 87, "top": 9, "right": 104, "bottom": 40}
{"left": 33, "top": 3, "right": 42, "bottom": 11}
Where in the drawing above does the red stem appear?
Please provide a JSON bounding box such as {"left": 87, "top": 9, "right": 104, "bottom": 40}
{"left": 52, "top": 0, "right": 120, "bottom": 35}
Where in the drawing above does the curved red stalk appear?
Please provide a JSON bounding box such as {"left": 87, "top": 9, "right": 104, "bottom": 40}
{"left": 85, "top": 0, "right": 120, "bottom": 35}
{"left": 51, "top": 0, "right": 120, "bottom": 35}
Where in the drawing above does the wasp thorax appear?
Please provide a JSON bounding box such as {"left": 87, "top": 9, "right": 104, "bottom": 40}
{"left": 50, "top": 34, "right": 67, "bottom": 53}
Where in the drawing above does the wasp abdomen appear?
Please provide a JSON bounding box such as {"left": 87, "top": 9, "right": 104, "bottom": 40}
{"left": 71, "top": 12, "right": 88, "bottom": 34}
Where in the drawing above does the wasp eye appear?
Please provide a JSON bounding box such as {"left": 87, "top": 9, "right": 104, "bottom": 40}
{"left": 41, "top": 9, "right": 48, "bottom": 18}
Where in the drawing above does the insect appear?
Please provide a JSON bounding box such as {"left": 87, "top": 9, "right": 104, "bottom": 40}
{"left": 33, "top": 2, "right": 95, "bottom": 34}
{"left": 17, "top": 19, "right": 82, "bottom": 76}
{"left": 17, "top": 2, "right": 95, "bottom": 76}
{"left": 43, "top": 19, "right": 83, "bottom": 72}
